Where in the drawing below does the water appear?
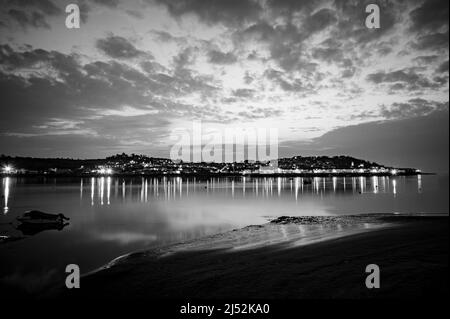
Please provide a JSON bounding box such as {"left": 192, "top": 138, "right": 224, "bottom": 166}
{"left": 0, "top": 174, "right": 448, "bottom": 294}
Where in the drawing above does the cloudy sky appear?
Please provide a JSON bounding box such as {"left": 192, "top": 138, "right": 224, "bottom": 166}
{"left": 0, "top": 0, "right": 448, "bottom": 171}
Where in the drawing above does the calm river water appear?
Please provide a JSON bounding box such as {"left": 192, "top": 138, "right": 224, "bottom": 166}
{"left": 0, "top": 174, "right": 448, "bottom": 294}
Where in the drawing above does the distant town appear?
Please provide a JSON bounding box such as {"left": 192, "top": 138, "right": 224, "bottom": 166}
{"left": 0, "top": 154, "right": 422, "bottom": 177}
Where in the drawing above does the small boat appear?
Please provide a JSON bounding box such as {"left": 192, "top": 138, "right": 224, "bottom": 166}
{"left": 16, "top": 210, "right": 70, "bottom": 225}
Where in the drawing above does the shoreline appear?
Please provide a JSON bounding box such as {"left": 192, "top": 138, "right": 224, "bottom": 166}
{"left": 54, "top": 214, "right": 448, "bottom": 299}
{"left": 1, "top": 172, "right": 428, "bottom": 178}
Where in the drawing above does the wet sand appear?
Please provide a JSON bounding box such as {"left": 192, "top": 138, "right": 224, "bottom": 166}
{"left": 56, "top": 215, "right": 448, "bottom": 299}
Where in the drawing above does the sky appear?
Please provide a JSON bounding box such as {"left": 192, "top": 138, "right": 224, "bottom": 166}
{"left": 0, "top": 0, "right": 448, "bottom": 172}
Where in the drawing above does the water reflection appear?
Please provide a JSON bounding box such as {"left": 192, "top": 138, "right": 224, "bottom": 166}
{"left": 17, "top": 221, "right": 69, "bottom": 236}
{"left": 91, "top": 177, "right": 95, "bottom": 206}
{"left": 393, "top": 179, "right": 397, "bottom": 197}
{"left": 2, "top": 177, "right": 10, "bottom": 214}
{"left": 0, "top": 175, "right": 433, "bottom": 212}
{"left": 372, "top": 176, "right": 379, "bottom": 194}
{"left": 71, "top": 175, "right": 429, "bottom": 206}
{"left": 0, "top": 174, "right": 446, "bottom": 289}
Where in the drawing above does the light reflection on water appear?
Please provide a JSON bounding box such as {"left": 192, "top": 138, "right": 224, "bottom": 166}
{"left": 2, "top": 177, "right": 9, "bottom": 214}
{"left": 0, "top": 174, "right": 448, "bottom": 293}
{"left": 26, "top": 175, "right": 434, "bottom": 206}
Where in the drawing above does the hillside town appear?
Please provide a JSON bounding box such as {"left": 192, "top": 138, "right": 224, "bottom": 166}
{"left": 0, "top": 154, "right": 421, "bottom": 177}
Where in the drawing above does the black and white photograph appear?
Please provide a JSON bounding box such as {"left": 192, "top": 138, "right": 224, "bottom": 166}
{"left": 0, "top": 0, "right": 448, "bottom": 310}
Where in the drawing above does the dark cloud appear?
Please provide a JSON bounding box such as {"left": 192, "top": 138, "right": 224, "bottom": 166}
{"left": 312, "top": 47, "right": 342, "bottom": 63}
{"left": 313, "top": 45, "right": 355, "bottom": 80}
{"left": 8, "top": 9, "right": 50, "bottom": 29}
{"left": 367, "top": 68, "right": 443, "bottom": 91}
{"left": 433, "top": 75, "right": 448, "bottom": 85}
{"left": 243, "top": 72, "right": 254, "bottom": 84}
{"left": 232, "top": 88, "right": 255, "bottom": 99}
{"left": 304, "top": 8, "right": 337, "bottom": 34}
{"left": 1, "top": 0, "right": 62, "bottom": 29}
{"left": 173, "top": 47, "right": 197, "bottom": 69}
{"left": 0, "top": 44, "right": 221, "bottom": 142}
{"left": 266, "top": 0, "right": 322, "bottom": 18}
{"left": 411, "top": 32, "right": 449, "bottom": 51}
{"left": 0, "top": 44, "right": 82, "bottom": 75}
{"left": 208, "top": 50, "right": 237, "bottom": 65}
{"left": 409, "top": 0, "right": 449, "bottom": 33}
{"left": 368, "top": 70, "right": 422, "bottom": 84}
{"left": 126, "top": 9, "right": 144, "bottom": 19}
{"left": 311, "top": 38, "right": 360, "bottom": 78}
{"left": 6, "top": 0, "right": 61, "bottom": 16}
{"left": 151, "top": 0, "right": 262, "bottom": 27}
{"left": 376, "top": 42, "right": 394, "bottom": 56}
{"left": 151, "top": 30, "right": 187, "bottom": 45}
{"left": 92, "top": 0, "right": 120, "bottom": 8}
{"left": 235, "top": 22, "right": 314, "bottom": 72}
{"left": 413, "top": 55, "right": 440, "bottom": 64}
{"left": 237, "top": 106, "right": 283, "bottom": 120}
{"left": 264, "top": 68, "right": 313, "bottom": 92}
{"left": 437, "top": 60, "right": 449, "bottom": 73}
{"left": 332, "top": 0, "right": 401, "bottom": 45}
{"left": 96, "top": 35, "right": 147, "bottom": 59}
{"left": 380, "top": 98, "right": 449, "bottom": 119}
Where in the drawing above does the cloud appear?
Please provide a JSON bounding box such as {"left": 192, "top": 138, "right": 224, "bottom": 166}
{"left": 409, "top": 0, "right": 449, "bottom": 33}
{"left": 8, "top": 9, "right": 50, "bottom": 29}
{"left": 366, "top": 68, "right": 443, "bottom": 91}
{"left": 173, "top": 47, "right": 197, "bottom": 69}
{"left": 281, "top": 109, "right": 449, "bottom": 173}
{"left": 411, "top": 32, "right": 449, "bottom": 51}
{"left": 232, "top": 88, "right": 256, "bottom": 99}
{"left": 0, "top": 44, "right": 221, "bottom": 142}
{"left": 332, "top": 0, "right": 401, "bottom": 44}
{"left": 304, "top": 8, "right": 337, "bottom": 34}
{"left": 237, "top": 106, "right": 283, "bottom": 120}
{"left": 151, "top": 30, "right": 187, "bottom": 45}
{"left": 151, "top": 0, "right": 262, "bottom": 27}
{"left": 96, "top": 35, "right": 147, "bottom": 59}
{"left": 2, "top": 0, "right": 62, "bottom": 29}
{"left": 235, "top": 22, "right": 314, "bottom": 72}
{"left": 437, "top": 60, "right": 449, "bottom": 73}
{"left": 413, "top": 55, "right": 440, "bottom": 64}
{"left": 265, "top": 0, "right": 321, "bottom": 18}
{"left": 207, "top": 50, "right": 237, "bottom": 65}
{"left": 380, "top": 99, "right": 449, "bottom": 119}
{"left": 368, "top": 70, "right": 423, "bottom": 83}
{"left": 6, "top": 0, "right": 61, "bottom": 16}
{"left": 264, "top": 68, "right": 313, "bottom": 92}
{"left": 92, "top": 0, "right": 120, "bottom": 8}
{"left": 312, "top": 47, "right": 342, "bottom": 63}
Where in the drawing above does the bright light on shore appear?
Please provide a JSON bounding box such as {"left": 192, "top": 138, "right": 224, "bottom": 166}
{"left": 390, "top": 169, "right": 398, "bottom": 175}
{"left": 98, "top": 167, "right": 113, "bottom": 175}
{"left": 2, "top": 165, "right": 13, "bottom": 173}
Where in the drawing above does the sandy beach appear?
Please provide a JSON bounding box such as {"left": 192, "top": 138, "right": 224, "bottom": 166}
{"left": 55, "top": 214, "right": 448, "bottom": 299}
